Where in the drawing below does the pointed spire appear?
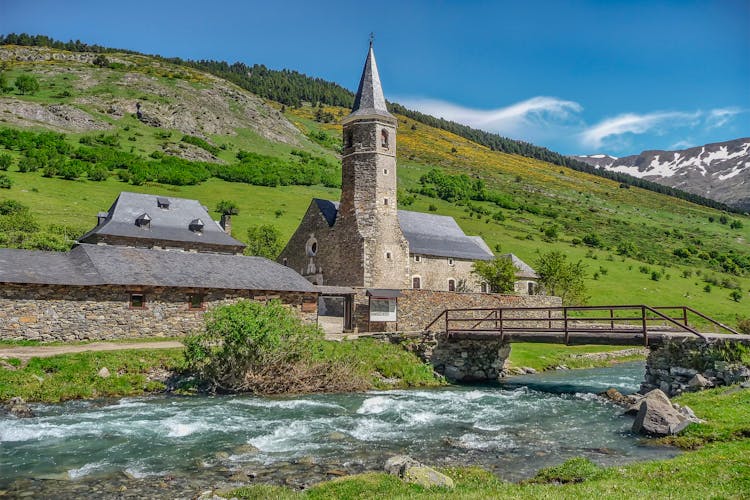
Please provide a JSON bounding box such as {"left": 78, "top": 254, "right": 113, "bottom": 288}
{"left": 347, "top": 41, "right": 394, "bottom": 121}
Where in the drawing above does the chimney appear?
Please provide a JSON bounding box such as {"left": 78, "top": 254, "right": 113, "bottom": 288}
{"left": 220, "top": 214, "right": 232, "bottom": 235}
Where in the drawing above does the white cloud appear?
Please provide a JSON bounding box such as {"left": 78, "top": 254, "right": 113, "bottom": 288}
{"left": 669, "top": 139, "right": 695, "bottom": 150}
{"left": 398, "top": 96, "right": 583, "bottom": 140}
{"left": 579, "top": 111, "right": 701, "bottom": 149}
{"left": 706, "top": 107, "right": 742, "bottom": 129}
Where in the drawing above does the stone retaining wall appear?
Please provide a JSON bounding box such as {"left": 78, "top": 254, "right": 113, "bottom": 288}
{"left": 354, "top": 289, "right": 562, "bottom": 333}
{"left": 642, "top": 338, "right": 750, "bottom": 396}
{"left": 0, "top": 284, "right": 317, "bottom": 342}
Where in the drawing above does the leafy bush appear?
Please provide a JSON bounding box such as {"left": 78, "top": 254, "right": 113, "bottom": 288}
{"left": 472, "top": 257, "right": 517, "bottom": 293}
{"left": 0, "top": 153, "right": 12, "bottom": 171}
{"left": 0, "top": 173, "right": 12, "bottom": 189}
{"left": 216, "top": 200, "right": 239, "bottom": 215}
{"left": 15, "top": 74, "right": 40, "bottom": 95}
{"left": 535, "top": 251, "right": 589, "bottom": 305}
{"left": 184, "top": 301, "right": 365, "bottom": 394}
{"left": 582, "top": 233, "right": 602, "bottom": 248}
{"left": 0, "top": 199, "right": 28, "bottom": 215}
{"left": 737, "top": 317, "right": 750, "bottom": 335}
{"left": 181, "top": 135, "right": 220, "bottom": 156}
{"left": 245, "top": 224, "right": 282, "bottom": 259}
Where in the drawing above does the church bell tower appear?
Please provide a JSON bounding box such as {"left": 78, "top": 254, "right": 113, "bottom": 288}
{"left": 338, "top": 41, "right": 410, "bottom": 289}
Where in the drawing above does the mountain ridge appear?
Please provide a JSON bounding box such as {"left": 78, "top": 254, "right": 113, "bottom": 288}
{"left": 573, "top": 138, "right": 750, "bottom": 211}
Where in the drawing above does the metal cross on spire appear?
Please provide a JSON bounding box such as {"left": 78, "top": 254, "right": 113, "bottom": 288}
{"left": 369, "top": 32, "right": 374, "bottom": 47}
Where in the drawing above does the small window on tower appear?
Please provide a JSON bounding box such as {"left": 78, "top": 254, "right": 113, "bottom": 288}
{"left": 386, "top": 252, "right": 392, "bottom": 260}
{"left": 412, "top": 276, "right": 421, "bottom": 289}
{"left": 381, "top": 129, "right": 389, "bottom": 148}
{"left": 448, "top": 279, "right": 456, "bottom": 292}
{"left": 383, "top": 169, "right": 388, "bottom": 175}
{"left": 384, "top": 198, "right": 389, "bottom": 206}
{"left": 346, "top": 131, "right": 353, "bottom": 148}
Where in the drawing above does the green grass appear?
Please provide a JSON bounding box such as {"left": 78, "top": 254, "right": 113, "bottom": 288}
{"left": 0, "top": 348, "right": 185, "bottom": 402}
{"left": 506, "top": 343, "right": 644, "bottom": 372}
{"left": 224, "top": 386, "right": 750, "bottom": 499}
{"left": 318, "top": 338, "right": 446, "bottom": 389}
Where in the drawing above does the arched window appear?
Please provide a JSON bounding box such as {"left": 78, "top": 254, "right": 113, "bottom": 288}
{"left": 412, "top": 276, "right": 421, "bottom": 289}
{"left": 381, "top": 129, "right": 389, "bottom": 148}
{"left": 448, "top": 279, "right": 456, "bottom": 292}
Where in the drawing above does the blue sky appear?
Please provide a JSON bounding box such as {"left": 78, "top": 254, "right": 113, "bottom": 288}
{"left": 2, "top": 0, "right": 749, "bottom": 156}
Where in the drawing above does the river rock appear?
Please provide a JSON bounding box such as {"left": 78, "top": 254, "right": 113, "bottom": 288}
{"left": 97, "top": 367, "right": 111, "bottom": 379}
{"left": 521, "top": 367, "right": 537, "bottom": 374}
{"left": 631, "top": 389, "right": 698, "bottom": 436}
{"left": 7, "top": 397, "right": 34, "bottom": 418}
{"left": 599, "top": 388, "right": 627, "bottom": 404}
{"left": 232, "top": 443, "right": 260, "bottom": 455}
{"left": 384, "top": 455, "right": 454, "bottom": 489}
{"left": 687, "top": 373, "right": 713, "bottom": 390}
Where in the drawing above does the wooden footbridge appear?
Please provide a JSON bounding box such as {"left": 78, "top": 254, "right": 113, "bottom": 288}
{"left": 425, "top": 305, "right": 750, "bottom": 346}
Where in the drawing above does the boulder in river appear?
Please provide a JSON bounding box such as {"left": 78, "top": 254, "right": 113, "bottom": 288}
{"left": 631, "top": 389, "right": 702, "bottom": 436}
{"left": 6, "top": 397, "right": 34, "bottom": 418}
{"left": 384, "top": 455, "right": 454, "bottom": 489}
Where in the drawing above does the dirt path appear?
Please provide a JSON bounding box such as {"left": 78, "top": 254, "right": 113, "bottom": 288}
{"left": 0, "top": 341, "right": 183, "bottom": 360}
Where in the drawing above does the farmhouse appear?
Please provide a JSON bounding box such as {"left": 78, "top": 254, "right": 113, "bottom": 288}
{"left": 79, "top": 191, "right": 246, "bottom": 254}
{"left": 0, "top": 243, "right": 318, "bottom": 341}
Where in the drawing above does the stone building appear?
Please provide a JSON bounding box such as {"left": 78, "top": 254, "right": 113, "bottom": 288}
{"left": 79, "top": 191, "right": 245, "bottom": 254}
{"left": 0, "top": 243, "right": 318, "bottom": 341}
{"left": 279, "top": 43, "right": 496, "bottom": 292}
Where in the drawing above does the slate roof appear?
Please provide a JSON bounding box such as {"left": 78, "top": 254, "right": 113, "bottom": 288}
{"left": 79, "top": 192, "right": 246, "bottom": 250}
{"left": 501, "top": 253, "right": 539, "bottom": 279}
{"left": 0, "top": 244, "right": 316, "bottom": 292}
{"left": 312, "top": 199, "right": 494, "bottom": 261}
{"left": 347, "top": 43, "right": 394, "bottom": 121}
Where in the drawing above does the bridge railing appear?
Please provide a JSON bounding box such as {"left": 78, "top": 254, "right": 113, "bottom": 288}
{"left": 424, "top": 304, "right": 740, "bottom": 345}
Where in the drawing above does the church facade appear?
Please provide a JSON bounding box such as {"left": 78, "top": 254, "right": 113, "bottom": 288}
{"left": 279, "top": 43, "right": 495, "bottom": 292}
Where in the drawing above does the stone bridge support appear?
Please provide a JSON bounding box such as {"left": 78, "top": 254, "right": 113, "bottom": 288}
{"left": 399, "top": 332, "right": 510, "bottom": 382}
{"left": 642, "top": 338, "right": 750, "bottom": 397}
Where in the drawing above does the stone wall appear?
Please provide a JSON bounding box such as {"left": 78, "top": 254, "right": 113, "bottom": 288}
{"left": 278, "top": 201, "right": 357, "bottom": 286}
{"left": 354, "top": 289, "right": 562, "bottom": 333}
{"left": 0, "top": 284, "right": 317, "bottom": 342}
{"left": 409, "top": 255, "right": 481, "bottom": 292}
{"left": 642, "top": 338, "right": 750, "bottom": 396}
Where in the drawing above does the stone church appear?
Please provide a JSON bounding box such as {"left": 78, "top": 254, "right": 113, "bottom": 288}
{"left": 279, "top": 43, "right": 496, "bottom": 292}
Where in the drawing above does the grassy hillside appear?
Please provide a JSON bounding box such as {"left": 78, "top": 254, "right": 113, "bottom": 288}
{"left": 0, "top": 46, "right": 748, "bottom": 327}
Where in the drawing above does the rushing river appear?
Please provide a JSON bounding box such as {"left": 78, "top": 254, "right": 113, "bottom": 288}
{"left": 1, "top": 362, "right": 678, "bottom": 497}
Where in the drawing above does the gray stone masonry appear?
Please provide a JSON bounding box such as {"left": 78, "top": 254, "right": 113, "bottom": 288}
{"left": 354, "top": 289, "right": 562, "bottom": 333}
{"left": 642, "top": 338, "right": 750, "bottom": 396}
{"left": 0, "top": 284, "right": 317, "bottom": 342}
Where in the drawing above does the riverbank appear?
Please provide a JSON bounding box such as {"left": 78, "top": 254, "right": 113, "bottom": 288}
{"left": 220, "top": 384, "right": 750, "bottom": 499}
{"left": 0, "top": 340, "right": 646, "bottom": 403}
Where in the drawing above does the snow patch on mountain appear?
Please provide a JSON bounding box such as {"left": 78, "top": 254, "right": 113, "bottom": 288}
{"left": 572, "top": 138, "right": 750, "bottom": 211}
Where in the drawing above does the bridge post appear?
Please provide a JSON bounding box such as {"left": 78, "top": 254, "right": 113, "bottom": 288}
{"left": 642, "top": 338, "right": 750, "bottom": 397}
{"left": 429, "top": 332, "right": 510, "bottom": 382}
